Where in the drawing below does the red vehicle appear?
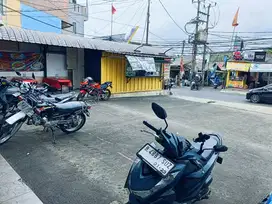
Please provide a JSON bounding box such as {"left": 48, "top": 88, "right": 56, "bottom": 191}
{"left": 77, "top": 77, "right": 112, "bottom": 101}
{"left": 42, "top": 77, "right": 72, "bottom": 93}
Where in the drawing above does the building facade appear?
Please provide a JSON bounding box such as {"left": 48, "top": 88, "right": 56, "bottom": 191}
{"left": 0, "top": 27, "right": 169, "bottom": 94}
{"left": 0, "top": 0, "right": 89, "bottom": 86}
{"left": 226, "top": 51, "right": 272, "bottom": 89}
{"left": 0, "top": 0, "right": 88, "bottom": 36}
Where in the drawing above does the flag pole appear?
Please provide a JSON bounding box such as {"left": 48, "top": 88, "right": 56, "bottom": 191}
{"left": 110, "top": 1, "right": 113, "bottom": 41}
{"left": 230, "top": 26, "right": 236, "bottom": 51}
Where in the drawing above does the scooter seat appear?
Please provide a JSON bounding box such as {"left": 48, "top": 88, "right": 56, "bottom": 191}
{"left": 53, "top": 93, "right": 74, "bottom": 101}
{"left": 192, "top": 137, "right": 218, "bottom": 160}
{"left": 55, "top": 101, "right": 85, "bottom": 113}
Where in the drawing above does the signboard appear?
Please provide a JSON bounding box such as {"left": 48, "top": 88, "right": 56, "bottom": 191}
{"left": 0, "top": 52, "right": 44, "bottom": 71}
{"left": 227, "top": 80, "right": 244, "bottom": 88}
{"left": 226, "top": 62, "right": 250, "bottom": 72}
{"left": 164, "top": 64, "right": 170, "bottom": 80}
{"left": 243, "top": 51, "right": 255, "bottom": 61}
{"left": 250, "top": 63, "right": 272, "bottom": 72}
{"left": 126, "top": 55, "right": 156, "bottom": 72}
{"left": 254, "top": 52, "right": 266, "bottom": 62}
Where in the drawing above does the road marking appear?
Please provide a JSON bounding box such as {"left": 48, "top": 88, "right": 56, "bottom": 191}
{"left": 118, "top": 152, "right": 133, "bottom": 162}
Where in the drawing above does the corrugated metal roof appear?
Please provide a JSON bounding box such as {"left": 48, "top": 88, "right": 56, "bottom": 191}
{"left": 0, "top": 26, "right": 170, "bottom": 57}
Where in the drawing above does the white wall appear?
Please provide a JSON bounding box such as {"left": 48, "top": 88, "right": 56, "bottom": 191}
{"left": 66, "top": 48, "right": 84, "bottom": 88}
{"left": 46, "top": 53, "right": 67, "bottom": 78}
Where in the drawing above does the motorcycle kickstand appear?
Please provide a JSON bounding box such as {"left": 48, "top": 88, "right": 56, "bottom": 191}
{"left": 49, "top": 127, "right": 56, "bottom": 144}
{"left": 43, "top": 127, "right": 49, "bottom": 132}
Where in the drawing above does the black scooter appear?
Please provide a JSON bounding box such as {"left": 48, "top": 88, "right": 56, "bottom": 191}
{"left": 124, "top": 102, "right": 228, "bottom": 204}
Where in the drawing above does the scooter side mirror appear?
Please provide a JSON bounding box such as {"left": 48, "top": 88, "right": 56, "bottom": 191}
{"left": 213, "top": 145, "right": 228, "bottom": 152}
{"left": 32, "top": 73, "right": 36, "bottom": 79}
{"left": 151, "top": 102, "right": 167, "bottom": 120}
{"left": 15, "top": 71, "right": 21, "bottom": 76}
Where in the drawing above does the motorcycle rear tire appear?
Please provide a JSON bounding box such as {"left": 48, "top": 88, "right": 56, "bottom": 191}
{"left": 60, "top": 113, "right": 86, "bottom": 134}
{"left": 101, "top": 89, "right": 111, "bottom": 101}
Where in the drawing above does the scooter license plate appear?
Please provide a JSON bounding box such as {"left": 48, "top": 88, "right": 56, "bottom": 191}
{"left": 17, "top": 101, "right": 34, "bottom": 117}
{"left": 137, "top": 143, "right": 175, "bottom": 177}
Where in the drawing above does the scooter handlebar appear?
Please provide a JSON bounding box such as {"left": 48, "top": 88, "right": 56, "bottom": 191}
{"left": 143, "top": 121, "right": 159, "bottom": 134}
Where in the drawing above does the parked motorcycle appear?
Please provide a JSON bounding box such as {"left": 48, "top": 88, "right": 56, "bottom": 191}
{"left": 0, "top": 84, "right": 90, "bottom": 145}
{"left": 0, "top": 73, "right": 75, "bottom": 115}
{"left": 77, "top": 77, "right": 112, "bottom": 101}
{"left": 124, "top": 102, "right": 228, "bottom": 204}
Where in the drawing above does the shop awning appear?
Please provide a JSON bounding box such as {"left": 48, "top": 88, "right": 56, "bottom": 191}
{"left": 250, "top": 63, "right": 272, "bottom": 72}
{"left": 226, "top": 62, "right": 250, "bottom": 72}
{"left": 126, "top": 55, "right": 156, "bottom": 72}
{"left": 0, "top": 26, "right": 170, "bottom": 58}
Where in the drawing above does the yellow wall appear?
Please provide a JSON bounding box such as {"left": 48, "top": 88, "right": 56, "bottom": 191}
{"left": 2, "top": 0, "right": 21, "bottom": 27}
{"left": 226, "top": 70, "right": 246, "bottom": 88}
{"left": 101, "top": 53, "right": 163, "bottom": 94}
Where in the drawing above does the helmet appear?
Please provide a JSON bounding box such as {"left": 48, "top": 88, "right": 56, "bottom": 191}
{"left": 84, "top": 77, "right": 94, "bottom": 84}
{"left": 0, "top": 78, "right": 10, "bottom": 86}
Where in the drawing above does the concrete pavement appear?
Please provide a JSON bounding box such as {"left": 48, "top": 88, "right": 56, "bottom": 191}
{"left": 0, "top": 155, "right": 43, "bottom": 204}
{"left": 0, "top": 96, "right": 272, "bottom": 204}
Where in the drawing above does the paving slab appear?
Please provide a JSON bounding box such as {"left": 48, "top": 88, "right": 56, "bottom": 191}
{"left": 0, "top": 155, "right": 43, "bottom": 204}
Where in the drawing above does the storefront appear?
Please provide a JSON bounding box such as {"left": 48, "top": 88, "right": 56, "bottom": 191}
{"left": 100, "top": 53, "right": 167, "bottom": 94}
{"left": 226, "top": 62, "right": 251, "bottom": 89}
{"left": 249, "top": 63, "right": 272, "bottom": 87}
{"left": 0, "top": 26, "right": 169, "bottom": 94}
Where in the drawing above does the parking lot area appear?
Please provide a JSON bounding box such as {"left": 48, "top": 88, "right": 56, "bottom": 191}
{"left": 1, "top": 96, "right": 272, "bottom": 204}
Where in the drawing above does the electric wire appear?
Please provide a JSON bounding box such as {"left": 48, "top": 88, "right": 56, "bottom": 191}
{"left": 157, "top": 0, "right": 187, "bottom": 35}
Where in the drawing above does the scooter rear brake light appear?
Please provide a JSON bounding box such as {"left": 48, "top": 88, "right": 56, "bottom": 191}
{"left": 18, "top": 95, "right": 24, "bottom": 101}
{"left": 34, "top": 107, "right": 45, "bottom": 114}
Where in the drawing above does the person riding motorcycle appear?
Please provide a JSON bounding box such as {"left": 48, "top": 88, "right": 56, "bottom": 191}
{"left": 191, "top": 73, "right": 202, "bottom": 90}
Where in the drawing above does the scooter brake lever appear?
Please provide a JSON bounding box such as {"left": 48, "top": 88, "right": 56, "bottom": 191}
{"left": 141, "top": 129, "right": 160, "bottom": 139}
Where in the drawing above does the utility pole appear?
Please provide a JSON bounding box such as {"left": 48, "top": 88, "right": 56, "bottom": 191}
{"left": 201, "top": 4, "right": 212, "bottom": 86}
{"left": 177, "top": 40, "right": 185, "bottom": 87}
{"left": 146, "top": 0, "right": 151, "bottom": 45}
{"left": 191, "top": 0, "right": 201, "bottom": 77}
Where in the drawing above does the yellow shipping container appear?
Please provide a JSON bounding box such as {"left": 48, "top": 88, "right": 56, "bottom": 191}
{"left": 101, "top": 53, "right": 163, "bottom": 94}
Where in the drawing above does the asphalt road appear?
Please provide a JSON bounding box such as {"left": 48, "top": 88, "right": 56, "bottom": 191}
{"left": 1, "top": 96, "right": 272, "bottom": 204}
{"left": 172, "top": 87, "right": 247, "bottom": 104}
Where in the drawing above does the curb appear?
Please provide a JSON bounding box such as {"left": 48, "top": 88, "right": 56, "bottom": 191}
{"left": 112, "top": 90, "right": 168, "bottom": 98}
{"left": 220, "top": 89, "right": 247, "bottom": 96}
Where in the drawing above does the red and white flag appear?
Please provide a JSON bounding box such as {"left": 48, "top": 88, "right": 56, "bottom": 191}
{"left": 112, "top": 5, "right": 116, "bottom": 15}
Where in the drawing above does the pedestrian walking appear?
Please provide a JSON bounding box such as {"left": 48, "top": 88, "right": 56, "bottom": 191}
{"left": 221, "top": 71, "right": 227, "bottom": 89}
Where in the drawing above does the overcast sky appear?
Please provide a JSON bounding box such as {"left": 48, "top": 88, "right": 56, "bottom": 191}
{"left": 84, "top": 0, "right": 271, "bottom": 40}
